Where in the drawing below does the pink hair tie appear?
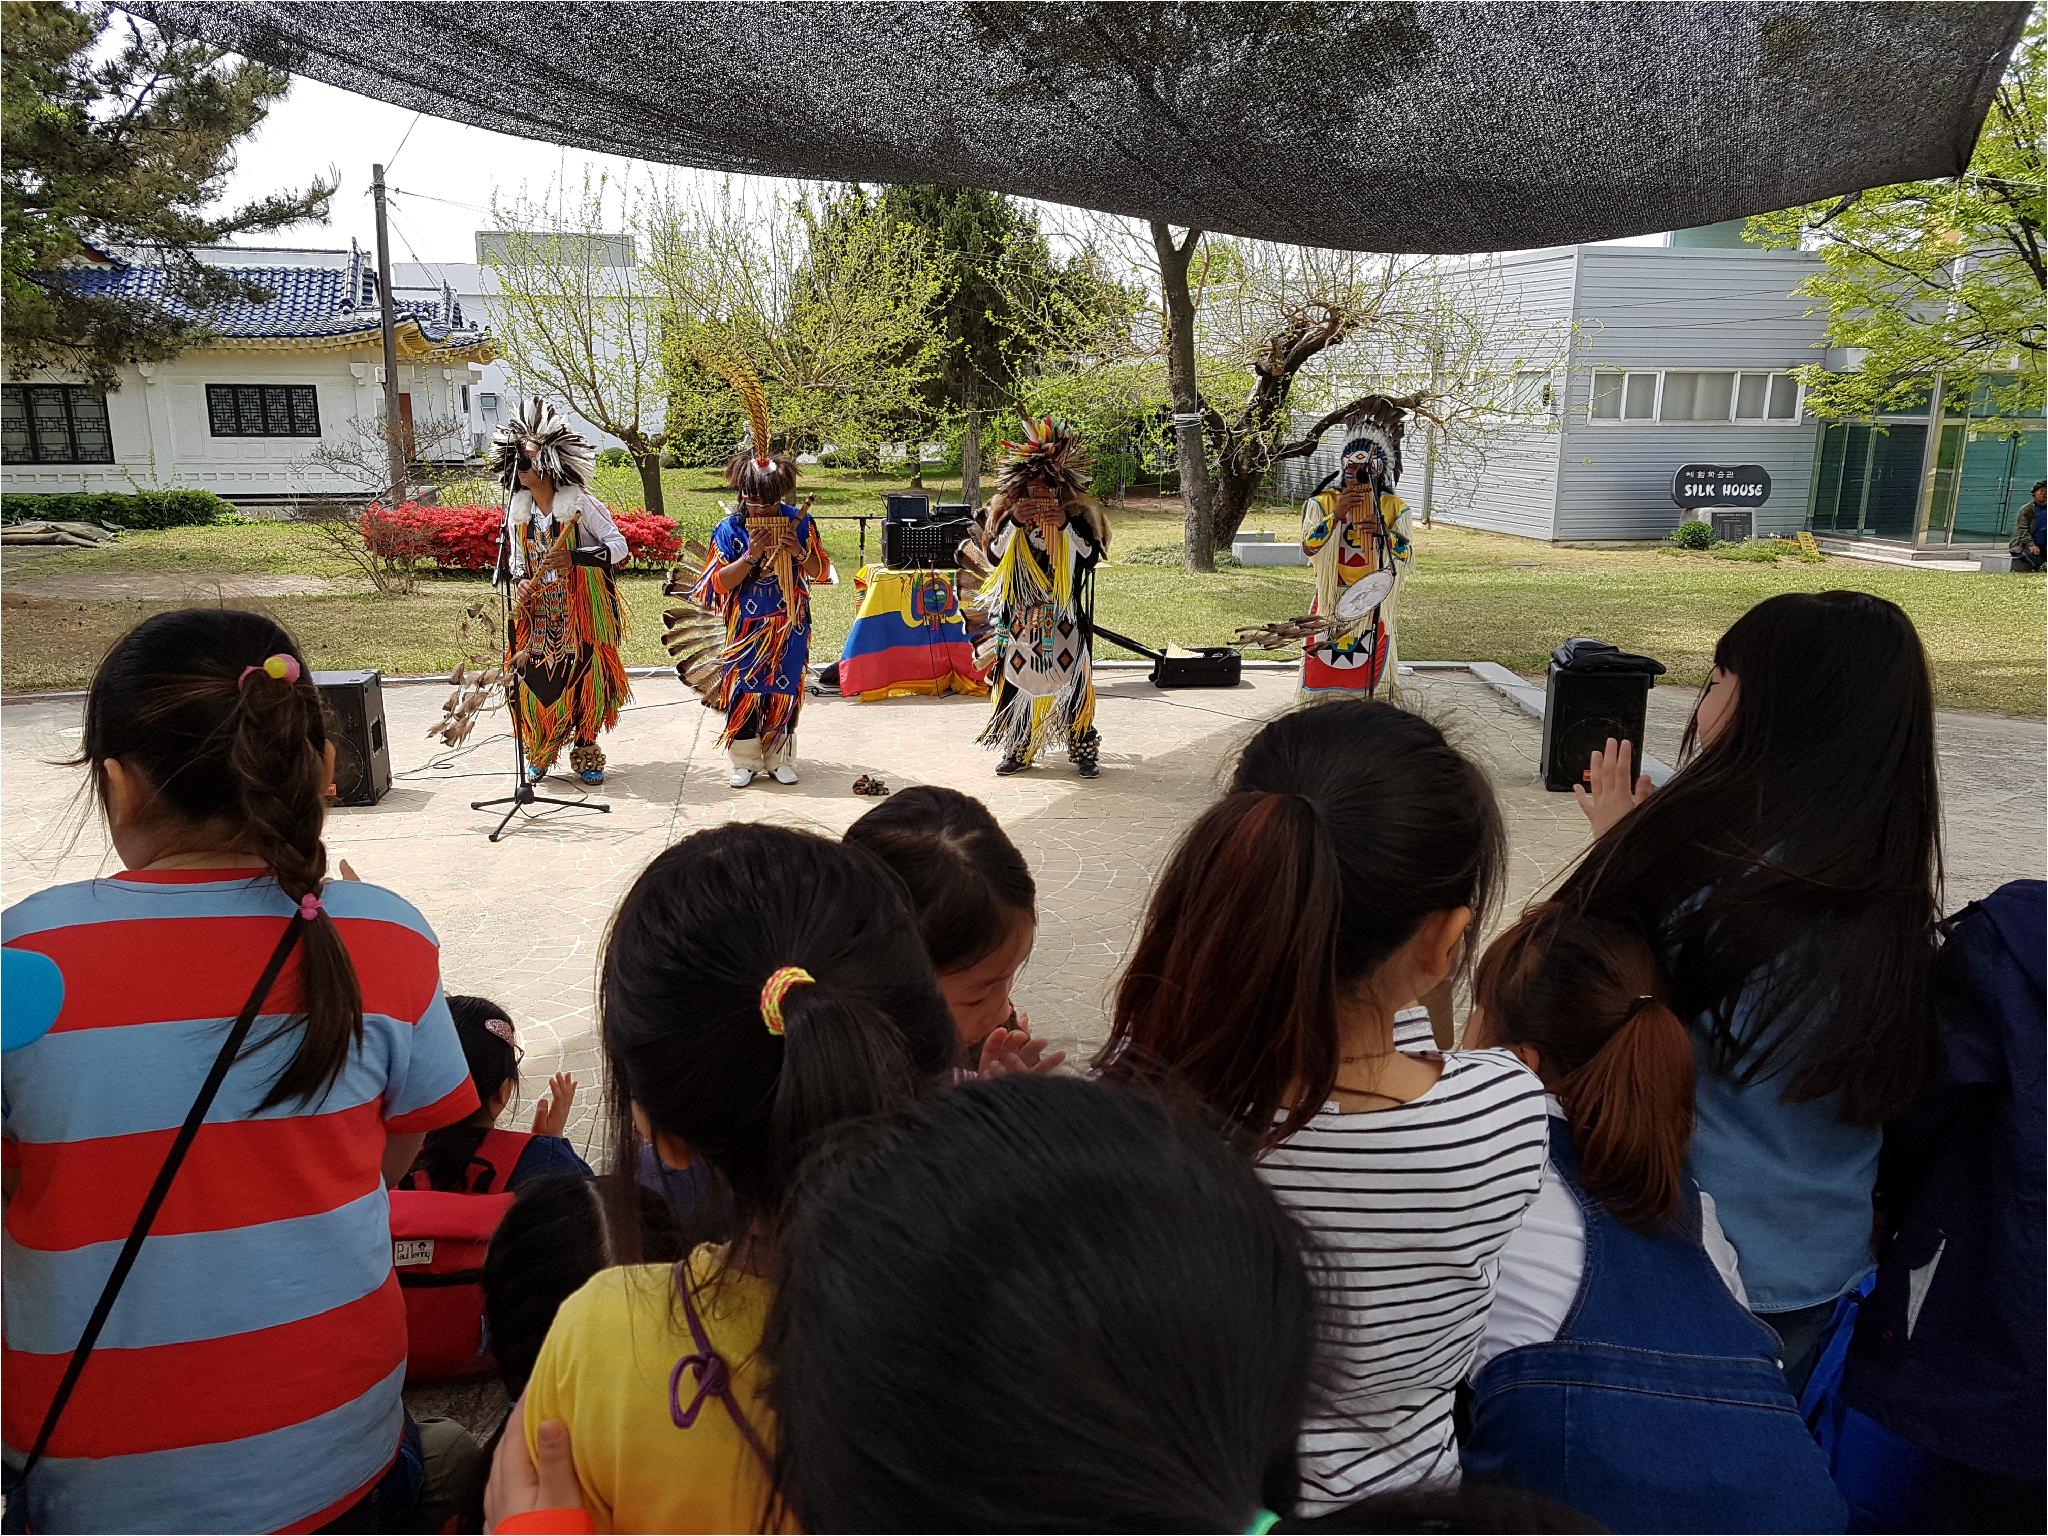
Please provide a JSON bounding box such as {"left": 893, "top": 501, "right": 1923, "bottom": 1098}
{"left": 238, "top": 654, "right": 303, "bottom": 691}
{"left": 483, "top": 1018, "right": 516, "bottom": 1046}
{"left": 297, "top": 893, "right": 323, "bottom": 922}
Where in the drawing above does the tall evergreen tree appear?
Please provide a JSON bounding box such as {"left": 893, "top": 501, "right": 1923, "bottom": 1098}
{"left": 2, "top": 1, "right": 334, "bottom": 388}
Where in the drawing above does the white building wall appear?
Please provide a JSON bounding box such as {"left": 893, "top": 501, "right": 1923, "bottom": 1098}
{"left": 2, "top": 348, "right": 486, "bottom": 501}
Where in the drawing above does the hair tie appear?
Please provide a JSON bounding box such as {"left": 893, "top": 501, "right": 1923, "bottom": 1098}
{"left": 1246, "top": 1513, "right": 1281, "bottom": 1536}
{"left": 483, "top": 1018, "right": 516, "bottom": 1046}
{"left": 238, "top": 653, "right": 302, "bottom": 691}
{"left": 1617, "top": 994, "right": 1658, "bottom": 1026}
{"left": 759, "top": 966, "right": 814, "bottom": 1036}
{"left": 297, "top": 892, "right": 323, "bottom": 922}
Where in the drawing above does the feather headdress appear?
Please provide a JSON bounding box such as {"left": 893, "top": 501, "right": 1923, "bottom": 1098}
{"left": 489, "top": 398, "right": 596, "bottom": 494}
{"left": 702, "top": 353, "right": 797, "bottom": 506}
{"left": 987, "top": 416, "right": 1105, "bottom": 548}
{"left": 1313, "top": 396, "right": 1410, "bottom": 494}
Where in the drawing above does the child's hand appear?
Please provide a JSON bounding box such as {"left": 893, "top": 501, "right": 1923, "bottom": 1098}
{"left": 530, "top": 1072, "right": 577, "bottom": 1138}
{"left": 484, "top": 1399, "right": 588, "bottom": 1533}
{"left": 976, "top": 1013, "right": 1068, "bottom": 1079}
{"left": 1573, "top": 737, "right": 1652, "bottom": 840}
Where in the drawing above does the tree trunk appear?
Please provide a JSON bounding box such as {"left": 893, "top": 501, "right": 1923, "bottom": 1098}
{"left": 1151, "top": 220, "right": 1216, "bottom": 573}
{"left": 634, "top": 448, "right": 666, "bottom": 516}
{"left": 1210, "top": 467, "right": 1266, "bottom": 553}
{"left": 960, "top": 379, "right": 983, "bottom": 511}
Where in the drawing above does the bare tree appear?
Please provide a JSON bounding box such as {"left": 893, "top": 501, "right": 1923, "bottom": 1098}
{"left": 485, "top": 172, "right": 671, "bottom": 513}
{"left": 298, "top": 408, "right": 469, "bottom": 595}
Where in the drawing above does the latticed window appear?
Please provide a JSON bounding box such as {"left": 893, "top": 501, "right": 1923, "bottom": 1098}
{"left": 1, "top": 384, "right": 115, "bottom": 464}
{"left": 206, "top": 383, "right": 322, "bottom": 437}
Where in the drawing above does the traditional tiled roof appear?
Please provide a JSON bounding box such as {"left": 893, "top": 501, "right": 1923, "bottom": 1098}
{"left": 56, "top": 251, "right": 495, "bottom": 362}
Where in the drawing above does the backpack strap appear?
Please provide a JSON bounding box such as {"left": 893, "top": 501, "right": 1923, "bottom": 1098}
{"left": 667, "top": 1262, "right": 774, "bottom": 1476}
{"left": 11, "top": 917, "right": 306, "bottom": 1493}
{"left": 467, "top": 1128, "right": 532, "bottom": 1193}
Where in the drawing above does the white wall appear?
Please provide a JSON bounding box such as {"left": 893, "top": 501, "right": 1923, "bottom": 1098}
{"left": 2, "top": 348, "right": 485, "bottom": 501}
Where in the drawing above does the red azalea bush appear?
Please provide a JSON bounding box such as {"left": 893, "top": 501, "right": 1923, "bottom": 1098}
{"left": 360, "top": 502, "right": 682, "bottom": 571}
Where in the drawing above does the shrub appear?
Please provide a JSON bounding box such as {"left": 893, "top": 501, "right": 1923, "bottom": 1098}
{"left": 359, "top": 502, "right": 682, "bottom": 572}
{"left": 0, "top": 488, "right": 232, "bottom": 529}
{"left": 1668, "top": 520, "right": 1714, "bottom": 550}
{"left": 596, "top": 446, "right": 632, "bottom": 469}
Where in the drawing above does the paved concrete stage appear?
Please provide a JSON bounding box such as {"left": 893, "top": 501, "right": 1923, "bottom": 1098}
{"left": 5, "top": 666, "right": 2040, "bottom": 1165}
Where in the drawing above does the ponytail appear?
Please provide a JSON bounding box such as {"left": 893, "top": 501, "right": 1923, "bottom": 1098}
{"left": 232, "top": 664, "right": 363, "bottom": 1109}
{"left": 1474, "top": 904, "right": 1694, "bottom": 1230}
{"left": 1551, "top": 997, "right": 1693, "bottom": 1229}
{"left": 769, "top": 979, "right": 929, "bottom": 1199}
{"left": 76, "top": 609, "right": 364, "bottom": 1112}
{"left": 1101, "top": 792, "right": 1343, "bottom": 1147}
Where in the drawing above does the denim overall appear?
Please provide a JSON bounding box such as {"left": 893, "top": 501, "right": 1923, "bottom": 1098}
{"left": 1463, "top": 1120, "right": 1846, "bottom": 1533}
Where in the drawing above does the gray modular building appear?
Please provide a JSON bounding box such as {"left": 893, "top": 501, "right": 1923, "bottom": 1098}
{"left": 1276, "top": 231, "right": 2042, "bottom": 548}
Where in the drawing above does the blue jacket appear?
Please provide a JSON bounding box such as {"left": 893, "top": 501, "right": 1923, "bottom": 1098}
{"left": 1464, "top": 1118, "right": 1846, "bottom": 1533}
{"left": 1841, "top": 881, "right": 2045, "bottom": 1478}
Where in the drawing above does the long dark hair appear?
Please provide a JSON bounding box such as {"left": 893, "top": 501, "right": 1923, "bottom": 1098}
{"left": 79, "top": 608, "right": 360, "bottom": 1109}
{"left": 765, "top": 1074, "right": 1317, "bottom": 1533}
{"left": 1558, "top": 590, "right": 1942, "bottom": 1123}
{"left": 482, "top": 1174, "right": 684, "bottom": 1400}
{"left": 598, "top": 823, "right": 960, "bottom": 1259}
{"left": 842, "top": 786, "right": 1036, "bottom": 973}
{"left": 1474, "top": 904, "right": 1694, "bottom": 1229}
{"left": 1097, "top": 699, "right": 1504, "bottom": 1146}
{"left": 415, "top": 995, "right": 521, "bottom": 1191}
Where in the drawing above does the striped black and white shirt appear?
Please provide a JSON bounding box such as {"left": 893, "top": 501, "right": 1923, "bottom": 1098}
{"left": 1260, "top": 1048, "right": 1548, "bottom": 1513}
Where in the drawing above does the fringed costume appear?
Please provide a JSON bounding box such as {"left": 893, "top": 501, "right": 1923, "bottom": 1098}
{"left": 1299, "top": 401, "right": 1414, "bottom": 698}
{"left": 668, "top": 356, "right": 834, "bottom": 788}
{"left": 974, "top": 418, "right": 1108, "bottom": 778}
{"left": 490, "top": 400, "right": 631, "bottom": 784}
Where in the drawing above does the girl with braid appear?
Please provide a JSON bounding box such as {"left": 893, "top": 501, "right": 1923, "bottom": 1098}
{"left": 1, "top": 608, "right": 477, "bottom": 1534}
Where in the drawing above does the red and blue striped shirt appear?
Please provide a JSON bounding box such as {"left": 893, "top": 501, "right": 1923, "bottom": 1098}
{"left": 2, "top": 869, "right": 477, "bottom": 1533}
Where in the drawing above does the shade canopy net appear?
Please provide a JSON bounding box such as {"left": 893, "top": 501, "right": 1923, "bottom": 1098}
{"left": 132, "top": 0, "right": 2026, "bottom": 253}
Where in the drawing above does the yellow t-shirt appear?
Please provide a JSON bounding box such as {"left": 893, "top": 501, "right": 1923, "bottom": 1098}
{"left": 524, "top": 1250, "right": 783, "bottom": 1533}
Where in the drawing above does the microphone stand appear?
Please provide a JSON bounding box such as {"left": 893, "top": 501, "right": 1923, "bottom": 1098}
{"left": 470, "top": 518, "right": 613, "bottom": 842}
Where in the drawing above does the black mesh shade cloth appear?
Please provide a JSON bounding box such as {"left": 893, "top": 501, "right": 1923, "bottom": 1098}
{"left": 131, "top": 1, "right": 2026, "bottom": 253}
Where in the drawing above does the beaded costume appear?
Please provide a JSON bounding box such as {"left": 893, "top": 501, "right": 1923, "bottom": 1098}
{"left": 1300, "top": 401, "right": 1414, "bottom": 698}
{"left": 974, "top": 418, "right": 1107, "bottom": 778}
{"left": 489, "top": 400, "right": 630, "bottom": 783}
{"left": 665, "top": 357, "right": 833, "bottom": 785}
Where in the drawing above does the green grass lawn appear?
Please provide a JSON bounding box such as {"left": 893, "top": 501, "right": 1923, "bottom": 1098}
{"left": 5, "top": 469, "right": 2041, "bottom": 714}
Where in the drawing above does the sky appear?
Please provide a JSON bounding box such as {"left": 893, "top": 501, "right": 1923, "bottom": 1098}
{"left": 219, "top": 73, "right": 1665, "bottom": 267}
{"left": 217, "top": 76, "right": 720, "bottom": 266}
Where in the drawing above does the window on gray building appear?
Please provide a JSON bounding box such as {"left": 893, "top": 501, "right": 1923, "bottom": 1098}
{"left": 1590, "top": 368, "right": 1801, "bottom": 425}
{"left": 1508, "top": 369, "right": 1555, "bottom": 414}
{"left": 2, "top": 383, "right": 114, "bottom": 464}
{"left": 1661, "top": 371, "right": 1736, "bottom": 422}
{"left": 1591, "top": 369, "right": 1659, "bottom": 421}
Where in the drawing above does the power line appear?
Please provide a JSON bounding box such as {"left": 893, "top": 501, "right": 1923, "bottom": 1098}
{"left": 385, "top": 110, "right": 424, "bottom": 176}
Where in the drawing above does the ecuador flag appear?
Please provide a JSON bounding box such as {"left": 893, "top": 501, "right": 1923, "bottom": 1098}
{"left": 836, "top": 566, "right": 990, "bottom": 701}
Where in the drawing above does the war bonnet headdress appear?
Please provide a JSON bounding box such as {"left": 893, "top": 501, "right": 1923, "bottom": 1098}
{"left": 490, "top": 398, "right": 597, "bottom": 494}
{"left": 1313, "top": 396, "right": 1409, "bottom": 494}
{"left": 703, "top": 353, "right": 797, "bottom": 508}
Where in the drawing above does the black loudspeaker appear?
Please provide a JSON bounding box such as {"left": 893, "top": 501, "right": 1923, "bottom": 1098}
{"left": 1540, "top": 668, "right": 1654, "bottom": 793}
{"left": 315, "top": 669, "right": 392, "bottom": 807}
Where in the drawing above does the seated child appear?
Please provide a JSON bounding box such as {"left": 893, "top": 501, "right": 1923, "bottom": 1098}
{"left": 405, "top": 995, "right": 591, "bottom": 1193}
{"left": 1461, "top": 902, "right": 1843, "bottom": 1534}
{"left": 844, "top": 785, "right": 1065, "bottom": 1075}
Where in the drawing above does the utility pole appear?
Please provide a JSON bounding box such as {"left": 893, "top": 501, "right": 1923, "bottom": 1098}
{"left": 370, "top": 163, "right": 406, "bottom": 501}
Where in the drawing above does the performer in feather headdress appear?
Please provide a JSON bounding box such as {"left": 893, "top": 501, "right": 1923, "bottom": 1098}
{"left": 491, "top": 398, "right": 631, "bottom": 784}
{"left": 1299, "top": 398, "right": 1414, "bottom": 698}
{"left": 685, "top": 356, "right": 834, "bottom": 788}
{"left": 975, "top": 417, "right": 1108, "bottom": 777}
